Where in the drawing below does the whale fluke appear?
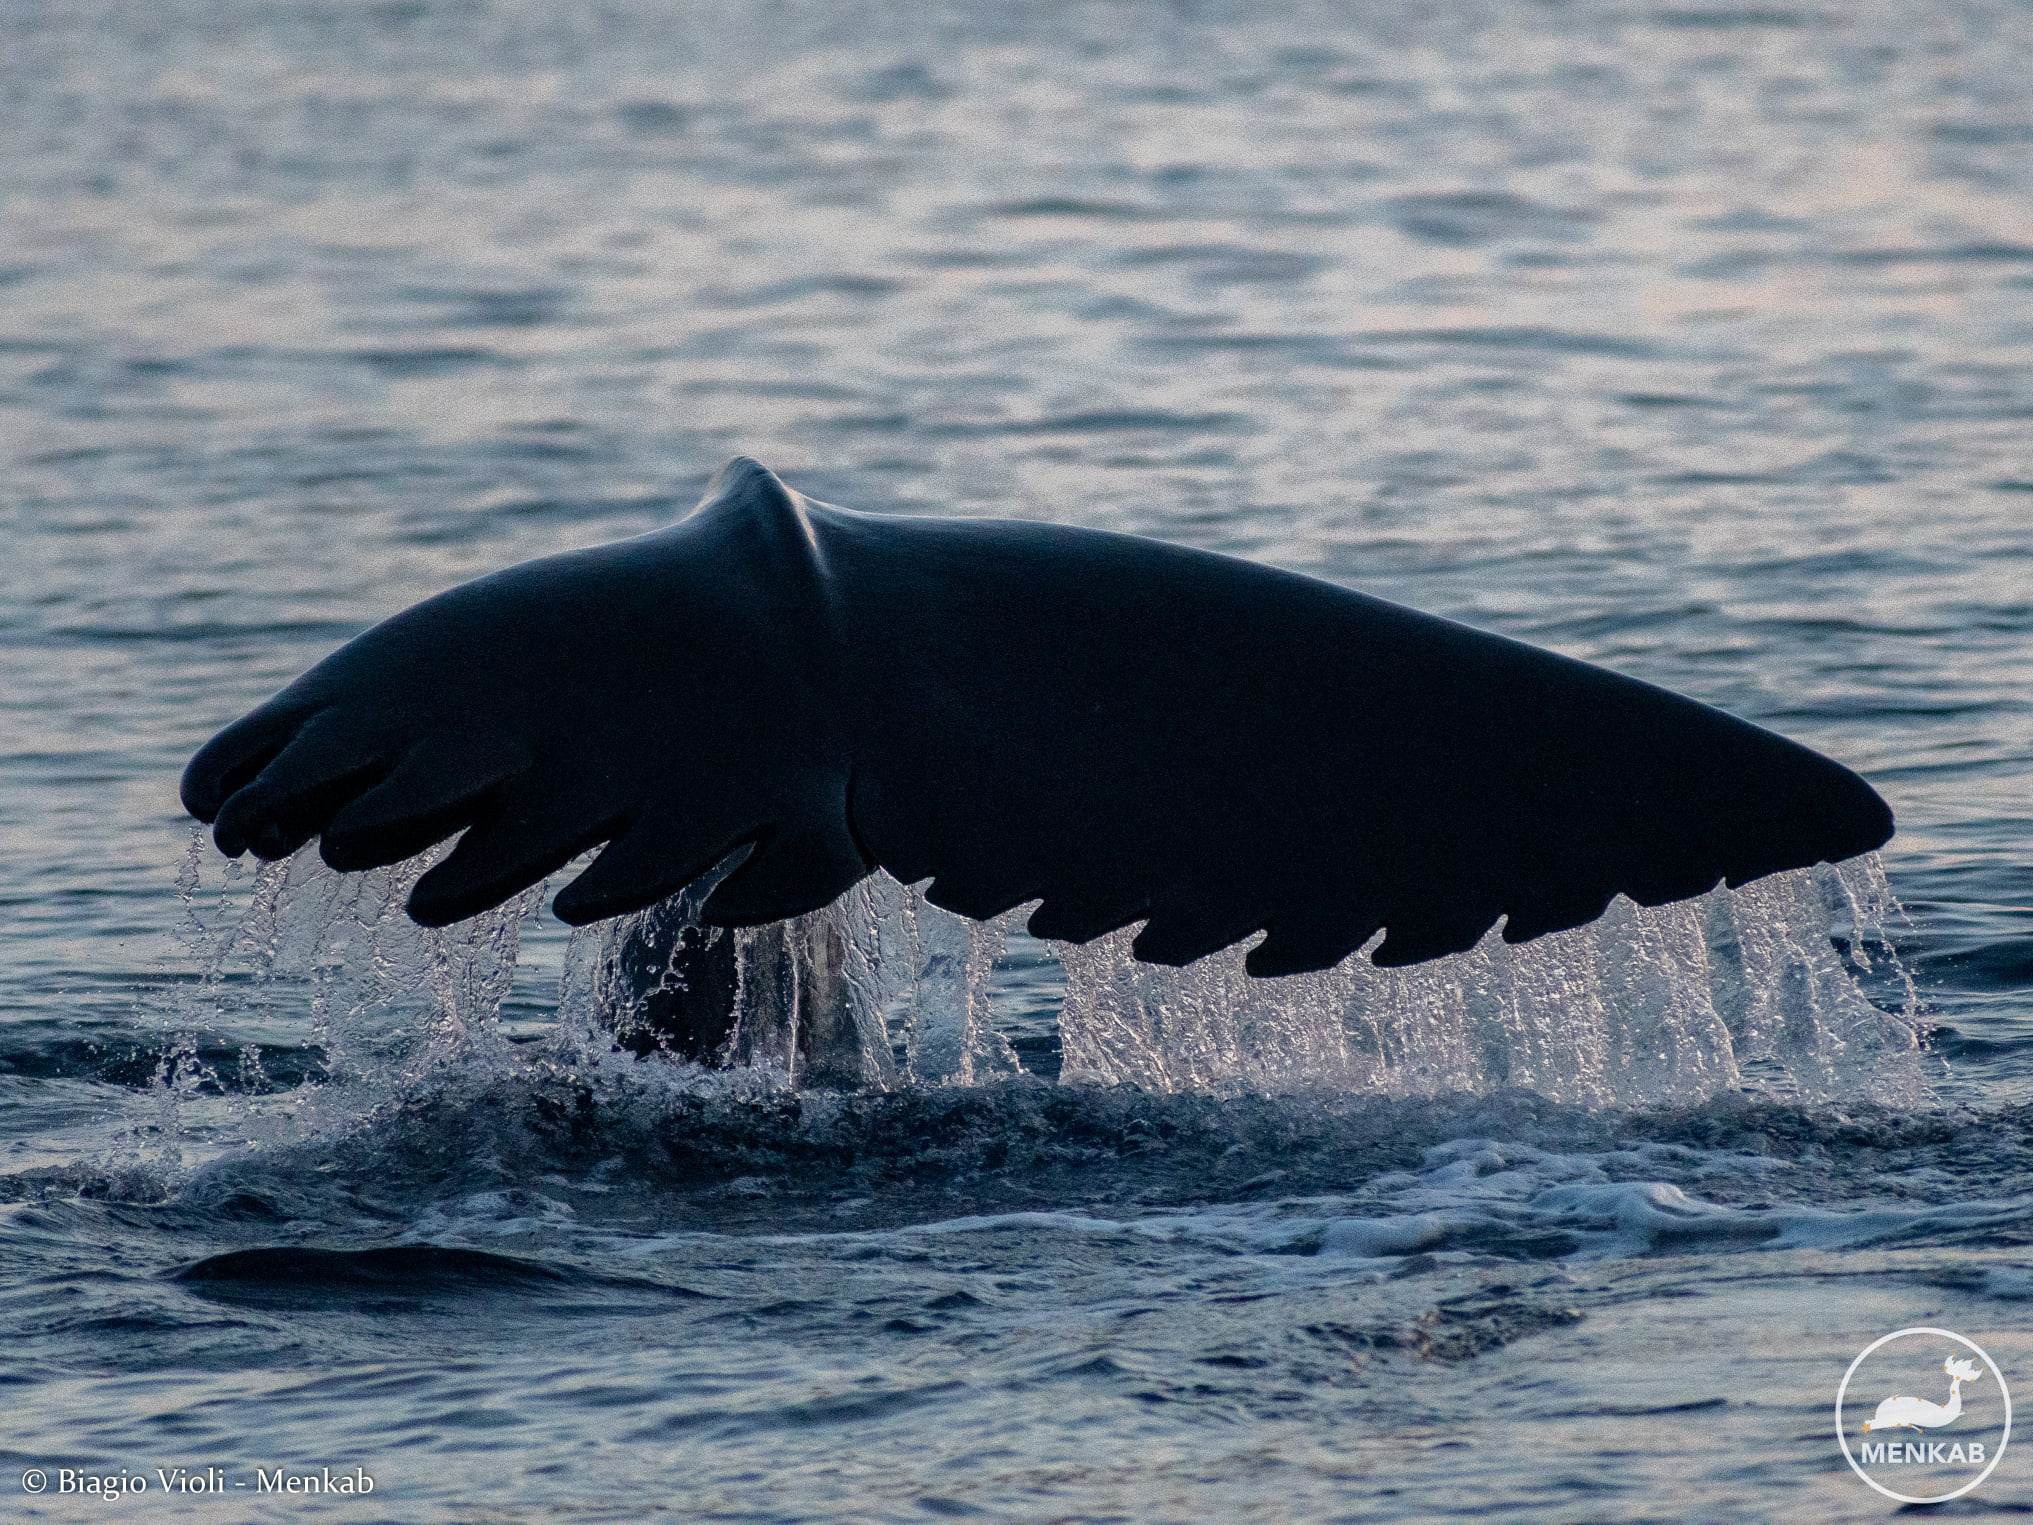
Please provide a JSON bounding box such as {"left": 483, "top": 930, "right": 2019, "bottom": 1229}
{"left": 182, "top": 458, "right": 1893, "bottom": 975}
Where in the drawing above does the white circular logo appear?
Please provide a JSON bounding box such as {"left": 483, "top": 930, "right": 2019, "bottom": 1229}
{"left": 1836, "top": 1327, "right": 2011, "bottom": 1504}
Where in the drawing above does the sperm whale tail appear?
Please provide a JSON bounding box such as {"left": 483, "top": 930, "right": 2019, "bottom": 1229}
{"left": 183, "top": 458, "right": 1892, "bottom": 975}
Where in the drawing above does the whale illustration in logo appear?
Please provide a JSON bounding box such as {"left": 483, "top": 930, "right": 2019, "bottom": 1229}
{"left": 1866, "top": 1355, "right": 1986, "bottom": 1433}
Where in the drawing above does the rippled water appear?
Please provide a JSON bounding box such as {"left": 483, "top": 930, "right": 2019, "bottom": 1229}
{"left": 4, "top": 2, "right": 2032, "bottom": 1520}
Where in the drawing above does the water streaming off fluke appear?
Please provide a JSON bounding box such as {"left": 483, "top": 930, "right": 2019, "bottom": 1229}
{"left": 152, "top": 834, "right": 1920, "bottom": 1152}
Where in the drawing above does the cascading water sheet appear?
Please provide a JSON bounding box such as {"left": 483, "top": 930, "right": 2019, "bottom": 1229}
{"left": 147, "top": 836, "right": 1921, "bottom": 1167}
{"left": 1057, "top": 856, "right": 1920, "bottom": 1104}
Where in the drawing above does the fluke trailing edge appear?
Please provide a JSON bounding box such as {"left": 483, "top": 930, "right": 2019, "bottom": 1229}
{"left": 182, "top": 458, "right": 1893, "bottom": 976}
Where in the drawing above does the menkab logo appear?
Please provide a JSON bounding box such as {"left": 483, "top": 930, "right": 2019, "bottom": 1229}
{"left": 1836, "top": 1328, "right": 2012, "bottom": 1504}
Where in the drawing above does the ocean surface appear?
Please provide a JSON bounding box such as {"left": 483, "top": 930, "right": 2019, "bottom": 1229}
{"left": 3, "top": 1, "right": 2031, "bottom": 1520}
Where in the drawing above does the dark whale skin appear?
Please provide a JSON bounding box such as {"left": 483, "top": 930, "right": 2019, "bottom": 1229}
{"left": 182, "top": 458, "right": 1892, "bottom": 975}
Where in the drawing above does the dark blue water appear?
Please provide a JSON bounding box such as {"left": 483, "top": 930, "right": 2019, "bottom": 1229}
{"left": 3, "top": 2, "right": 2032, "bottom": 1519}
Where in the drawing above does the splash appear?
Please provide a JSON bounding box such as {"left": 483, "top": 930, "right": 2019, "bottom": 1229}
{"left": 158, "top": 839, "right": 1921, "bottom": 1127}
{"left": 1056, "top": 856, "right": 1921, "bottom": 1105}
{"left": 134, "top": 828, "right": 540, "bottom": 1171}
{"left": 573, "top": 870, "right": 1019, "bottom": 1088}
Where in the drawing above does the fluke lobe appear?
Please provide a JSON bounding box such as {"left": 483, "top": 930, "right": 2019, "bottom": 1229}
{"left": 181, "top": 458, "right": 1893, "bottom": 976}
